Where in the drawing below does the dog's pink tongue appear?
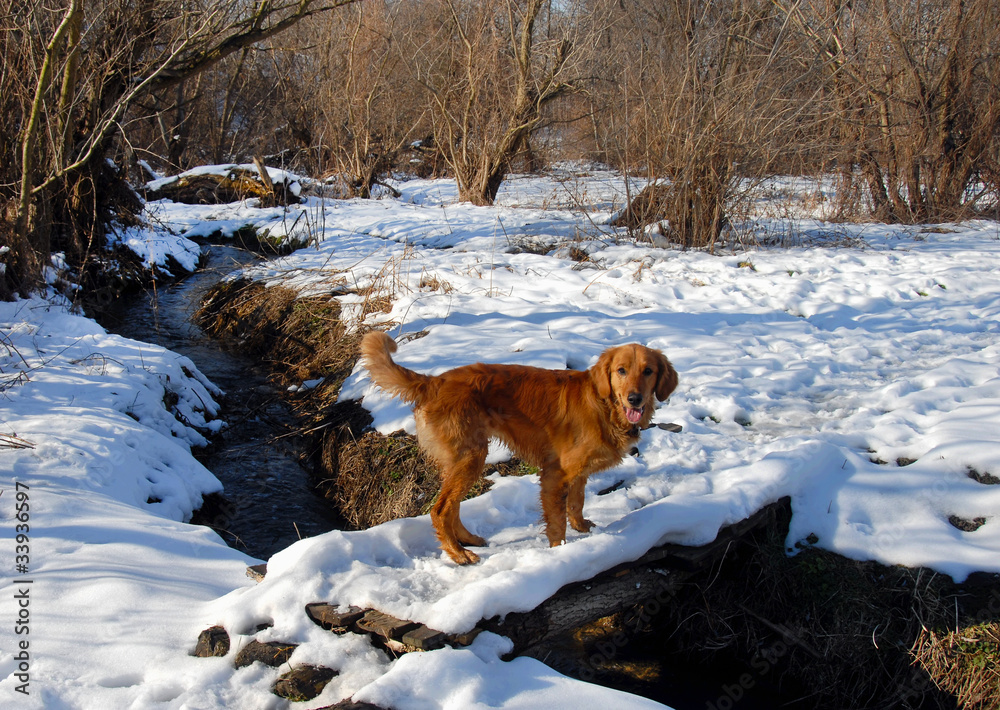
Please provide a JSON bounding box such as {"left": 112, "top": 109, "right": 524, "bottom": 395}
{"left": 625, "top": 407, "right": 643, "bottom": 424}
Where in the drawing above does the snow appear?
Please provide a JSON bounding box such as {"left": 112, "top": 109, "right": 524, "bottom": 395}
{"left": 3, "top": 168, "right": 1000, "bottom": 708}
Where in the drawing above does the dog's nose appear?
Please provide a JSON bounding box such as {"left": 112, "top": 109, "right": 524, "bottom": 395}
{"left": 627, "top": 392, "right": 643, "bottom": 407}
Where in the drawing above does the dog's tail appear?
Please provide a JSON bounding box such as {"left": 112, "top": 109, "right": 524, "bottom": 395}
{"left": 360, "top": 331, "right": 432, "bottom": 405}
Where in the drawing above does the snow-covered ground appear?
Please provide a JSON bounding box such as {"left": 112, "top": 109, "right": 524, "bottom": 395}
{"left": 3, "top": 167, "right": 1000, "bottom": 709}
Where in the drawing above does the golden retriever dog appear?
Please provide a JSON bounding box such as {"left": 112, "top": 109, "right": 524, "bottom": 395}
{"left": 360, "top": 332, "right": 678, "bottom": 564}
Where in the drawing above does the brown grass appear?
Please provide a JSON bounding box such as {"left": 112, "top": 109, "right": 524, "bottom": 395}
{"left": 194, "top": 275, "right": 500, "bottom": 531}
{"left": 314, "top": 398, "right": 533, "bottom": 531}
{"left": 912, "top": 624, "right": 1000, "bottom": 709}
{"left": 194, "top": 277, "right": 355, "bottom": 386}
{"left": 318, "top": 423, "right": 443, "bottom": 529}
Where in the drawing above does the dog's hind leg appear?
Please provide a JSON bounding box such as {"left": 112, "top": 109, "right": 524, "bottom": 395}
{"left": 431, "top": 449, "right": 487, "bottom": 565}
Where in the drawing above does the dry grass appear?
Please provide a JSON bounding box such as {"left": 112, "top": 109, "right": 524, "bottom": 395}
{"left": 314, "top": 398, "right": 530, "bottom": 531}
{"left": 1, "top": 433, "right": 35, "bottom": 449}
{"left": 912, "top": 624, "right": 1000, "bottom": 709}
{"left": 194, "top": 277, "right": 355, "bottom": 386}
{"left": 318, "top": 424, "right": 442, "bottom": 529}
{"left": 193, "top": 271, "right": 450, "bottom": 531}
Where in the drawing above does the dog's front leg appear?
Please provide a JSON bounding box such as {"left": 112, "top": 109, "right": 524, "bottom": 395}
{"left": 567, "top": 475, "right": 594, "bottom": 533}
{"left": 540, "top": 471, "right": 569, "bottom": 547}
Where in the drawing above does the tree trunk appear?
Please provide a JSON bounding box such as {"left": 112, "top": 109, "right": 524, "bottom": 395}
{"left": 437, "top": 0, "right": 575, "bottom": 207}
{"left": 12, "top": 0, "right": 83, "bottom": 293}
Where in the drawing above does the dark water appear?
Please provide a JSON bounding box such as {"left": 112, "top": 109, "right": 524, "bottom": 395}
{"left": 96, "top": 244, "right": 340, "bottom": 560}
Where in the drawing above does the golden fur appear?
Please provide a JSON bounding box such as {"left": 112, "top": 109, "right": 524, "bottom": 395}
{"left": 360, "top": 331, "right": 678, "bottom": 564}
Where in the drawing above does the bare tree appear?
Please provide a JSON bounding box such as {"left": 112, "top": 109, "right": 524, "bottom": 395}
{"left": 404, "top": 0, "right": 581, "bottom": 205}
{"left": 311, "top": 1, "right": 425, "bottom": 196}
{"left": 2, "top": 0, "right": 359, "bottom": 298}
{"left": 779, "top": 0, "right": 1000, "bottom": 222}
{"left": 131, "top": 46, "right": 284, "bottom": 172}
{"left": 597, "top": 0, "right": 818, "bottom": 250}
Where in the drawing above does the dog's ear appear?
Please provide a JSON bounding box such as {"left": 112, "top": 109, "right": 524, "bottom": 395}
{"left": 591, "top": 349, "right": 614, "bottom": 399}
{"left": 654, "top": 351, "right": 678, "bottom": 401}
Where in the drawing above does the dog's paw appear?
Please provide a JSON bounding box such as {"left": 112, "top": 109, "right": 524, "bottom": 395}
{"left": 570, "top": 518, "right": 595, "bottom": 533}
{"left": 448, "top": 547, "right": 481, "bottom": 565}
{"left": 458, "top": 532, "right": 487, "bottom": 547}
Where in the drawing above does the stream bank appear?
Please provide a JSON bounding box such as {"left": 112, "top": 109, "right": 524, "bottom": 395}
{"left": 94, "top": 243, "right": 342, "bottom": 559}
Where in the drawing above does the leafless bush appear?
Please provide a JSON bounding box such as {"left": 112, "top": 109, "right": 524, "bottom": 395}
{"left": 307, "top": 2, "right": 425, "bottom": 196}
{"left": 779, "top": 0, "right": 1000, "bottom": 223}
{"left": 591, "top": 0, "right": 826, "bottom": 250}
{"left": 2, "top": 0, "right": 360, "bottom": 297}
{"left": 5, "top": 0, "right": 1000, "bottom": 298}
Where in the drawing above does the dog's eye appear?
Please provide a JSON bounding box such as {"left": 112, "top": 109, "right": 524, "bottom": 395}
{"left": 617, "top": 367, "right": 627, "bottom": 376}
{"left": 643, "top": 367, "right": 653, "bottom": 376}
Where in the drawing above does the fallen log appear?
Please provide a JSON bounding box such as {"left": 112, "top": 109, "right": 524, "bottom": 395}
{"left": 295, "top": 498, "right": 791, "bottom": 660}
{"left": 480, "top": 497, "right": 791, "bottom": 657}
{"left": 144, "top": 164, "right": 300, "bottom": 206}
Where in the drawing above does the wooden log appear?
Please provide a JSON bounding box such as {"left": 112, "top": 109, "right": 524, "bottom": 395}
{"left": 447, "top": 627, "right": 482, "bottom": 647}
{"left": 356, "top": 610, "right": 421, "bottom": 640}
{"left": 253, "top": 156, "right": 276, "bottom": 198}
{"left": 479, "top": 497, "right": 791, "bottom": 657}
{"left": 144, "top": 165, "right": 299, "bottom": 206}
{"left": 481, "top": 566, "right": 687, "bottom": 657}
{"left": 401, "top": 625, "right": 448, "bottom": 651}
{"left": 301, "top": 499, "right": 789, "bottom": 664}
{"left": 306, "top": 603, "right": 366, "bottom": 630}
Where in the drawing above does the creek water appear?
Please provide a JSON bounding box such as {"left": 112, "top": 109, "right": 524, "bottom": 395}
{"left": 96, "top": 243, "right": 341, "bottom": 561}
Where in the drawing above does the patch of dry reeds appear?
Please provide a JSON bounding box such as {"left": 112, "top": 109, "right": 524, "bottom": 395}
{"left": 194, "top": 277, "right": 355, "bottom": 386}
{"left": 911, "top": 624, "right": 1000, "bottom": 709}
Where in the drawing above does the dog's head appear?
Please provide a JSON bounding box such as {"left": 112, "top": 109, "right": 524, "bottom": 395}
{"left": 592, "top": 344, "right": 677, "bottom": 427}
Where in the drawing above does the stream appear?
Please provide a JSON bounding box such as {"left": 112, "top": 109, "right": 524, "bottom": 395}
{"left": 96, "top": 243, "right": 341, "bottom": 561}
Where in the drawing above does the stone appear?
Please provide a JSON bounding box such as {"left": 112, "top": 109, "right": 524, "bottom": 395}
{"left": 316, "top": 700, "right": 386, "bottom": 710}
{"left": 234, "top": 639, "right": 298, "bottom": 668}
{"left": 192, "top": 625, "right": 230, "bottom": 657}
{"left": 272, "top": 664, "right": 338, "bottom": 702}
